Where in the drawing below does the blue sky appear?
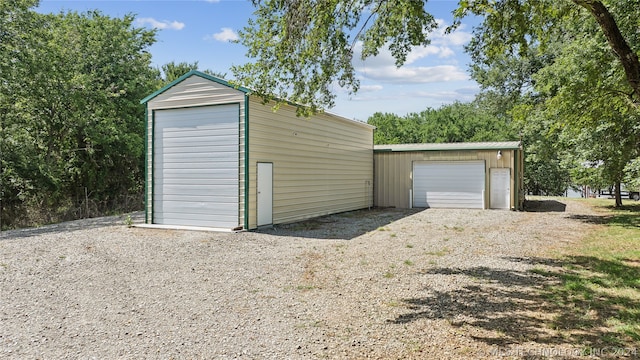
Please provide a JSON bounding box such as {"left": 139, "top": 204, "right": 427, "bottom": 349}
{"left": 37, "top": 0, "right": 481, "bottom": 121}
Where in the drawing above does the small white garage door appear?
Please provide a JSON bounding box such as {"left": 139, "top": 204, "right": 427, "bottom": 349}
{"left": 153, "top": 104, "right": 239, "bottom": 228}
{"left": 413, "top": 161, "right": 485, "bottom": 209}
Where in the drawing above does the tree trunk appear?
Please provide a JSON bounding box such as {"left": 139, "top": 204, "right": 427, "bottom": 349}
{"left": 614, "top": 181, "right": 623, "bottom": 208}
{"left": 573, "top": 0, "right": 640, "bottom": 105}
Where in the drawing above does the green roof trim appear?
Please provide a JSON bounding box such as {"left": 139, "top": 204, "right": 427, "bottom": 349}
{"left": 374, "top": 141, "right": 522, "bottom": 152}
{"left": 140, "top": 70, "right": 251, "bottom": 104}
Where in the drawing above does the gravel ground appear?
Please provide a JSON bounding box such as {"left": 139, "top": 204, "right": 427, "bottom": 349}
{"left": 0, "top": 198, "right": 602, "bottom": 359}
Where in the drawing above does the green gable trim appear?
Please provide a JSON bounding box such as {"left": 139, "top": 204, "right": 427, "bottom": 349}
{"left": 144, "top": 105, "right": 149, "bottom": 224}
{"left": 140, "top": 70, "right": 251, "bottom": 105}
{"left": 150, "top": 109, "right": 156, "bottom": 224}
{"left": 244, "top": 94, "right": 250, "bottom": 230}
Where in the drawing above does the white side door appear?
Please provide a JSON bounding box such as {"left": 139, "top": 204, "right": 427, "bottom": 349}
{"left": 490, "top": 168, "right": 511, "bottom": 209}
{"left": 257, "top": 162, "right": 273, "bottom": 226}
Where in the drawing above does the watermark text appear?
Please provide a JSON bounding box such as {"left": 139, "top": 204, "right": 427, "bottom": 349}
{"left": 490, "top": 347, "right": 637, "bottom": 357}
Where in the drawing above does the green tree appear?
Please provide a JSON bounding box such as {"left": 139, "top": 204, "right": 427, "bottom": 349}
{"left": 530, "top": 9, "right": 640, "bottom": 206}
{"left": 367, "top": 102, "right": 514, "bottom": 145}
{"left": 463, "top": 0, "right": 639, "bottom": 202}
{"left": 161, "top": 61, "right": 201, "bottom": 83}
{"left": 368, "top": 112, "right": 423, "bottom": 144}
{"left": 416, "top": 102, "right": 514, "bottom": 143}
{"left": 466, "top": 25, "right": 572, "bottom": 196}
{"left": 234, "top": 0, "right": 640, "bottom": 113}
{"left": 510, "top": 104, "right": 572, "bottom": 195}
{"left": 563, "top": 118, "right": 639, "bottom": 204}
{"left": 1, "top": 7, "right": 159, "bottom": 228}
{"left": 159, "top": 61, "right": 228, "bottom": 85}
{"left": 0, "top": 0, "right": 42, "bottom": 227}
{"left": 234, "top": 0, "right": 439, "bottom": 114}
{"left": 623, "top": 158, "right": 640, "bottom": 193}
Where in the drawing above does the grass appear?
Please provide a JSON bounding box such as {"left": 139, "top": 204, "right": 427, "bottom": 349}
{"left": 290, "top": 220, "right": 323, "bottom": 231}
{"left": 425, "top": 247, "right": 450, "bottom": 257}
{"left": 538, "top": 199, "right": 640, "bottom": 348}
{"left": 123, "top": 214, "right": 133, "bottom": 227}
{"left": 296, "top": 285, "right": 317, "bottom": 291}
{"left": 444, "top": 225, "right": 465, "bottom": 232}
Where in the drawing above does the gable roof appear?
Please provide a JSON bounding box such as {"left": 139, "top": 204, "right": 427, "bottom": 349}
{"left": 140, "top": 70, "right": 251, "bottom": 104}
{"left": 374, "top": 141, "right": 522, "bottom": 152}
{"left": 140, "top": 70, "right": 374, "bottom": 130}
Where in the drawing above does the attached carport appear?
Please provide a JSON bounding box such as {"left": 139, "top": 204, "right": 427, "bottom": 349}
{"left": 374, "top": 142, "right": 524, "bottom": 210}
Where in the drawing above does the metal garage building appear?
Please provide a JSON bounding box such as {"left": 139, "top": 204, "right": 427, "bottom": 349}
{"left": 141, "top": 71, "right": 374, "bottom": 231}
{"left": 374, "top": 142, "right": 524, "bottom": 210}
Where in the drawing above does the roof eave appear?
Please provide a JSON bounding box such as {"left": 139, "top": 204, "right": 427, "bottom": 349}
{"left": 373, "top": 142, "right": 522, "bottom": 152}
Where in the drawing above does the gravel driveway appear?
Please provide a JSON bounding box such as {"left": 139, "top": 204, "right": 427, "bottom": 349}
{"left": 0, "top": 199, "right": 599, "bottom": 359}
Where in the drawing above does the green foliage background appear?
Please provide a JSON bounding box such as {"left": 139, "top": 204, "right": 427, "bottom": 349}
{"left": 0, "top": 1, "right": 161, "bottom": 228}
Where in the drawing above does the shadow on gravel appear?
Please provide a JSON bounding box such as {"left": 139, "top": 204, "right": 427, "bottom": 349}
{"left": 568, "top": 209, "right": 640, "bottom": 229}
{"left": 0, "top": 212, "right": 144, "bottom": 239}
{"left": 390, "top": 256, "right": 640, "bottom": 350}
{"left": 524, "top": 199, "right": 567, "bottom": 212}
{"left": 254, "top": 207, "right": 424, "bottom": 240}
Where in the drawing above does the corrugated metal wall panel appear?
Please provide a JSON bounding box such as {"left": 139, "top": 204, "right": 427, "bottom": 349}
{"left": 247, "top": 97, "right": 373, "bottom": 229}
{"left": 150, "top": 76, "right": 243, "bottom": 109}
{"left": 145, "top": 74, "right": 246, "bottom": 227}
{"left": 152, "top": 104, "right": 240, "bottom": 228}
{"left": 374, "top": 149, "right": 517, "bottom": 209}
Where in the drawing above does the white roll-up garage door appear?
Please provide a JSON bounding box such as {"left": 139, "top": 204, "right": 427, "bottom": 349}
{"left": 413, "top": 161, "right": 485, "bottom": 209}
{"left": 153, "top": 104, "right": 239, "bottom": 228}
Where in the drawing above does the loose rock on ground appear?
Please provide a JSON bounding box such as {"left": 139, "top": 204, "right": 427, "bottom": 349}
{"left": 0, "top": 198, "right": 600, "bottom": 359}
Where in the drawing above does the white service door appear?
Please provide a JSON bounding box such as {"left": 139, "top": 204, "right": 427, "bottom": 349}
{"left": 490, "top": 168, "right": 511, "bottom": 209}
{"left": 153, "top": 104, "right": 239, "bottom": 228}
{"left": 413, "top": 161, "right": 485, "bottom": 209}
{"left": 257, "top": 162, "right": 273, "bottom": 226}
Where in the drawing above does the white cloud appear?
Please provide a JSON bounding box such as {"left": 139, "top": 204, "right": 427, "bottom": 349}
{"left": 205, "top": 27, "right": 239, "bottom": 42}
{"left": 136, "top": 17, "right": 185, "bottom": 30}
{"left": 403, "top": 21, "right": 472, "bottom": 64}
{"left": 413, "top": 87, "right": 479, "bottom": 102}
{"left": 359, "top": 84, "right": 383, "bottom": 92}
{"left": 348, "top": 19, "right": 473, "bottom": 85}
{"left": 430, "top": 21, "right": 473, "bottom": 47}
{"left": 405, "top": 45, "right": 455, "bottom": 64}
{"left": 359, "top": 65, "right": 468, "bottom": 84}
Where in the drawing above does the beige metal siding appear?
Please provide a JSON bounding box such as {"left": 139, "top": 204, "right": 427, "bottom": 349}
{"left": 248, "top": 97, "right": 373, "bottom": 228}
{"left": 374, "top": 150, "right": 516, "bottom": 209}
{"left": 146, "top": 75, "right": 246, "bottom": 227}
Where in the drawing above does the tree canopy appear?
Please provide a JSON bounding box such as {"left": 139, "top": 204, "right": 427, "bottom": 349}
{"left": 368, "top": 102, "right": 515, "bottom": 145}
{"left": 235, "top": 0, "right": 640, "bottom": 113}
{"left": 466, "top": 0, "right": 640, "bottom": 203}
{"left": 1, "top": 3, "right": 160, "bottom": 228}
